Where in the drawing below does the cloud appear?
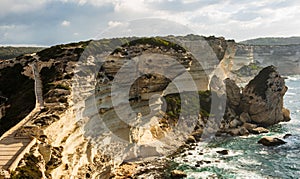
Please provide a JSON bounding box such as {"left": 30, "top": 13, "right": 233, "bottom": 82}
{"left": 108, "top": 21, "right": 123, "bottom": 28}
{"left": 0, "top": 0, "right": 47, "bottom": 15}
{"left": 59, "top": 0, "right": 117, "bottom": 6}
{"left": 61, "top": 20, "right": 71, "bottom": 27}
{"left": 1, "top": 0, "right": 300, "bottom": 45}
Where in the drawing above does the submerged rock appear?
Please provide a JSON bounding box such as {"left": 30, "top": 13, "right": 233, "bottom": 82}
{"left": 283, "top": 134, "right": 292, "bottom": 139}
{"left": 258, "top": 136, "right": 286, "bottom": 146}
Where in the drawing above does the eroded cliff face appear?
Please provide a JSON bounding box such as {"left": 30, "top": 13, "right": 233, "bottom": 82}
{"left": 0, "top": 35, "right": 292, "bottom": 178}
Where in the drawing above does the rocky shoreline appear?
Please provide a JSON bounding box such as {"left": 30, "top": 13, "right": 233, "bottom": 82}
{"left": 110, "top": 65, "right": 292, "bottom": 178}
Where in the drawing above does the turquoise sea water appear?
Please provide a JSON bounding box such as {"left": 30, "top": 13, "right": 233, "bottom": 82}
{"left": 174, "top": 76, "right": 300, "bottom": 178}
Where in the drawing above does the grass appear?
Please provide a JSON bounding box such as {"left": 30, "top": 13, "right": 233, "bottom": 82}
{"left": 164, "top": 90, "right": 212, "bottom": 120}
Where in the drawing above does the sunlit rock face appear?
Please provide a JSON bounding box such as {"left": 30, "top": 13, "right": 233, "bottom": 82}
{"left": 241, "top": 65, "right": 290, "bottom": 126}
{"left": 0, "top": 35, "right": 237, "bottom": 178}
{"left": 79, "top": 37, "right": 212, "bottom": 164}
{"left": 212, "top": 66, "right": 290, "bottom": 136}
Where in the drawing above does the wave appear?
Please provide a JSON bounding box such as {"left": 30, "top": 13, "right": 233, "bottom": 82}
{"left": 286, "top": 92, "right": 296, "bottom": 96}
{"left": 285, "top": 75, "right": 300, "bottom": 82}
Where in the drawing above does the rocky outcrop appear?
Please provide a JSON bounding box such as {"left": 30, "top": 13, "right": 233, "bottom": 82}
{"left": 258, "top": 136, "right": 286, "bottom": 146}
{"left": 215, "top": 65, "right": 290, "bottom": 136}
{"left": 249, "top": 127, "right": 269, "bottom": 134}
{"left": 241, "top": 65, "right": 290, "bottom": 126}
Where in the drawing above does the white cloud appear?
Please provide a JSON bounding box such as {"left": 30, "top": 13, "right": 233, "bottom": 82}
{"left": 60, "top": 0, "right": 117, "bottom": 6}
{"left": 1, "top": 0, "right": 300, "bottom": 45}
{"left": 0, "top": 25, "right": 16, "bottom": 30}
{"left": 108, "top": 21, "right": 123, "bottom": 27}
{"left": 61, "top": 20, "right": 71, "bottom": 27}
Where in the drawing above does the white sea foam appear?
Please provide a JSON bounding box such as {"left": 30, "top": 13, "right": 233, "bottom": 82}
{"left": 286, "top": 75, "right": 300, "bottom": 82}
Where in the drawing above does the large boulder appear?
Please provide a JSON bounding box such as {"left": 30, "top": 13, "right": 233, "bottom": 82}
{"left": 219, "top": 66, "right": 291, "bottom": 136}
{"left": 240, "top": 66, "right": 290, "bottom": 126}
{"left": 250, "top": 127, "right": 269, "bottom": 134}
{"left": 258, "top": 136, "right": 286, "bottom": 146}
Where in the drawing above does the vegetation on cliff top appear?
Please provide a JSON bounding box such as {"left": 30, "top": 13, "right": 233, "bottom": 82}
{"left": 36, "top": 40, "right": 90, "bottom": 61}
{"left": 126, "top": 37, "right": 186, "bottom": 52}
{"left": 0, "top": 46, "right": 45, "bottom": 60}
{"left": 111, "top": 37, "right": 187, "bottom": 55}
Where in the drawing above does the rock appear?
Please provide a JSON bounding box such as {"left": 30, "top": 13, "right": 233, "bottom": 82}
{"left": 0, "top": 169, "right": 10, "bottom": 178}
{"left": 239, "top": 127, "right": 249, "bottom": 136}
{"left": 243, "top": 123, "right": 257, "bottom": 131}
{"left": 186, "top": 135, "right": 196, "bottom": 144}
{"left": 171, "top": 170, "right": 187, "bottom": 178}
{"left": 251, "top": 127, "right": 269, "bottom": 134}
{"left": 228, "top": 128, "right": 240, "bottom": 136}
{"left": 229, "top": 119, "right": 242, "bottom": 128}
{"left": 45, "top": 89, "right": 70, "bottom": 98}
{"left": 191, "top": 129, "right": 203, "bottom": 141}
{"left": 224, "top": 78, "right": 241, "bottom": 108}
{"left": 38, "top": 143, "right": 52, "bottom": 163}
{"left": 203, "top": 160, "right": 211, "bottom": 164}
{"left": 239, "top": 112, "right": 251, "bottom": 123}
{"left": 258, "top": 136, "right": 286, "bottom": 146}
{"left": 196, "top": 161, "right": 203, "bottom": 165}
{"left": 228, "top": 127, "right": 249, "bottom": 136}
{"left": 283, "top": 134, "right": 292, "bottom": 139}
{"left": 241, "top": 66, "right": 289, "bottom": 126}
{"left": 282, "top": 108, "right": 291, "bottom": 122}
{"left": 216, "top": 150, "right": 229, "bottom": 155}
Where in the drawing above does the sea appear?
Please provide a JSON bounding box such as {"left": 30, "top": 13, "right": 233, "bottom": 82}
{"left": 173, "top": 75, "right": 300, "bottom": 179}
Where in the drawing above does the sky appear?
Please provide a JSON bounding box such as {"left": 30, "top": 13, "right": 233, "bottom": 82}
{"left": 1, "top": 0, "right": 300, "bottom": 46}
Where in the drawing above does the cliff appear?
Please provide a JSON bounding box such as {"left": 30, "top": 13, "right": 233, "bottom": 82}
{"left": 240, "top": 36, "right": 300, "bottom": 46}
{"left": 0, "top": 35, "right": 292, "bottom": 178}
{"left": 229, "top": 43, "right": 300, "bottom": 77}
